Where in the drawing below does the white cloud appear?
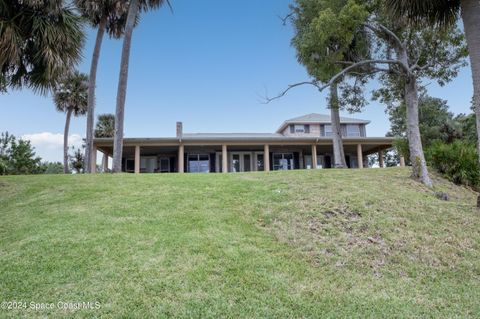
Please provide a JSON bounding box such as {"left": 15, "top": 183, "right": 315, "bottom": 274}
{"left": 21, "top": 132, "right": 84, "bottom": 162}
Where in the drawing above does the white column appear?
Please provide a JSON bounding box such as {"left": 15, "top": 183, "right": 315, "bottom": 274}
{"left": 134, "top": 145, "right": 140, "bottom": 174}
{"left": 357, "top": 144, "right": 363, "bottom": 169}
{"left": 222, "top": 144, "right": 228, "bottom": 173}
{"left": 178, "top": 145, "right": 184, "bottom": 173}
{"left": 379, "top": 150, "right": 384, "bottom": 168}
{"left": 102, "top": 153, "right": 108, "bottom": 172}
{"left": 264, "top": 144, "right": 270, "bottom": 172}
{"left": 400, "top": 155, "right": 406, "bottom": 167}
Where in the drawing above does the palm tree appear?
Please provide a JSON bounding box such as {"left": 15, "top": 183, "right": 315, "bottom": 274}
{"left": 112, "top": 0, "right": 171, "bottom": 172}
{"left": 74, "top": 0, "right": 129, "bottom": 173}
{"left": 0, "top": 0, "right": 85, "bottom": 93}
{"left": 95, "top": 114, "right": 115, "bottom": 138}
{"left": 54, "top": 71, "right": 88, "bottom": 173}
{"left": 95, "top": 114, "right": 115, "bottom": 172}
{"left": 386, "top": 0, "right": 480, "bottom": 164}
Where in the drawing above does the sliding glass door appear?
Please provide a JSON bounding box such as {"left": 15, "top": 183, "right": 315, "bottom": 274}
{"left": 231, "top": 152, "right": 253, "bottom": 173}
{"left": 188, "top": 154, "right": 210, "bottom": 173}
{"left": 273, "top": 153, "right": 294, "bottom": 170}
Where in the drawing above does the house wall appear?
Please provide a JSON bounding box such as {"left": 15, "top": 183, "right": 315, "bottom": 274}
{"left": 281, "top": 124, "right": 321, "bottom": 137}
{"left": 282, "top": 123, "right": 367, "bottom": 137}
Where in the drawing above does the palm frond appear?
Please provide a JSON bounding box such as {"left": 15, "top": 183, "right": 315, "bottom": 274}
{"left": 385, "top": 0, "right": 461, "bottom": 28}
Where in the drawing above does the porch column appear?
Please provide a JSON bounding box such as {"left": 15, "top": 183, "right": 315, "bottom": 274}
{"left": 102, "top": 152, "right": 108, "bottom": 172}
{"left": 311, "top": 144, "right": 317, "bottom": 169}
{"left": 178, "top": 145, "right": 184, "bottom": 173}
{"left": 91, "top": 146, "right": 97, "bottom": 174}
{"left": 399, "top": 155, "right": 406, "bottom": 167}
{"left": 264, "top": 144, "right": 270, "bottom": 172}
{"left": 379, "top": 150, "right": 384, "bottom": 168}
{"left": 357, "top": 144, "right": 364, "bottom": 169}
{"left": 134, "top": 145, "right": 140, "bottom": 174}
{"left": 222, "top": 144, "right": 228, "bottom": 173}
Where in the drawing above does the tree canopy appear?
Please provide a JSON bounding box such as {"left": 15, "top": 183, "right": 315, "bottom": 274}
{"left": 0, "top": 132, "right": 43, "bottom": 175}
{"left": 0, "top": 0, "right": 85, "bottom": 93}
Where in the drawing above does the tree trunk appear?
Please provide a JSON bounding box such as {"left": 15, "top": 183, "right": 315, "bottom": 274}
{"left": 329, "top": 82, "right": 347, "bottom": 168}
{"left": 85, "top": 17, "right": 107, "bottom": 174}
{"left": 460, "top": 0, "right": 480, "bottom": 165}
{"left": 63, "top": 108, "right": 73, "bottom": 174}
{"left": 405, "top": 75, "right": 433, "bottom": 187}
{"left": 112, "top": 0, "right": 140, "bottom": 173}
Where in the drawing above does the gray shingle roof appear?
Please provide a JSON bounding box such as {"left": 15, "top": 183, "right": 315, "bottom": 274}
{"left": 285, "top": 113, "right": 370, "bottom": 124}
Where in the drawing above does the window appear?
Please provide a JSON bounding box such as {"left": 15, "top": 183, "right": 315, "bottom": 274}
{"left": 294, "top": 125, "right": 304, "bottom": 133}
{"left": 347, "top": 124, "right": 361, "bottom": 137}
{"left": 232, "top": 154, "right": 240, "bottom": 172}
{"left": 324, "top": 125, "right": 333, "bottom": 137}
{"left": 126, "top": 159, "right": 135, "bottom": 172}
{"left": 159, "top": 158, "right": 170, "bottom": 172}
{"left": 289, "top": 124, "right": 310, "bottom": 133}
{"left": 257, "top": 154, "right": 265, "bottom": 171}
{"left": 188, "top": 154, "right": 210, "bottom": 173}
{"left": 273, "top": 153, "right": 294, "bottom": 170}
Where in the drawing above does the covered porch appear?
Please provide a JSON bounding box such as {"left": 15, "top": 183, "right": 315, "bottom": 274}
{"left": 93, "top": 138, "right": 399, "bottom": 173}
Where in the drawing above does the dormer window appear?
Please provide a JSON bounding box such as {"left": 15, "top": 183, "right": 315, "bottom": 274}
{"left": 324, "top": 124, "right": 333, "bottom": 137}
{"left": 290, "top": 124, "right": 310, "bottom": 133}
{"left": 346, "top": 124, "right": 361, "bottom": 137}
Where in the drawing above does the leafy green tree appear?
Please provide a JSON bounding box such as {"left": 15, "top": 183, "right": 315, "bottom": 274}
{"left": 281, "top": 1, "right": 467, "bottom": 187}
{"left": 41, "top": 162, "right": 64, "bottom": 174}
{"left": 53, "top": 71, "right": 88, "bottom": 173}
{"left": 387, "top": 95, "right": 462, "bottom": 146}
{"left": 112, "top": 0, "right": 172, "bottom": 172}
{"left": 268, "top": 0, "right": 371, "bottom": 168}
{"left": 0, "top": 132, "right": 43, "bottom": 175}
{"left": 386, "top": 0, "right": 480, "bottom": 165}
{"left": 69, "top": 147, "right": 85, "bottom": 174}
{"left": 455, "top": 113, "right": 477, "bottom": 145}
{"left": 75, "top": 0, "right": 129, "bottom": 173}
{"left": 0, "top": 0, "right": 85, "bottom": 93}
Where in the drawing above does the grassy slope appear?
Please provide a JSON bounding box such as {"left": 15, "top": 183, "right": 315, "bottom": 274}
{"left": 0, "top": 168, "right": 479, "bottom": 318}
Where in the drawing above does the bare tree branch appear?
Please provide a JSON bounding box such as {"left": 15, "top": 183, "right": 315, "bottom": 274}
{"left": 263, "top": 59, "right": 403, "bottom": 104}
{"left": 363, "top": 22, "right": 403, "bottom": 50}
{"left": 278, "top": 12, "right": 294, "bottom": 26}
{"left": 262, "top": 80, "right": 320, "bottom": 104}
{"left": 317, "top": 59, "right": 403, "bottom": 91}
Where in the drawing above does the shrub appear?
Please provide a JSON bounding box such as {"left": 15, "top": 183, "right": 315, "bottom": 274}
{"left": 426, "top": 141, "right": 480, "bottom": 189}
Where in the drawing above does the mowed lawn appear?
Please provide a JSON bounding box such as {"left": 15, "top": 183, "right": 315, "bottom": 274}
{"left": 0, "top": 168, "right": 479, "bottom": 318}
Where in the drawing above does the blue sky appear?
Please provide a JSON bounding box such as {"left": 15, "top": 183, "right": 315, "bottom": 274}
{"left": 0, "top": 0, "right": 474, "bottom": 162}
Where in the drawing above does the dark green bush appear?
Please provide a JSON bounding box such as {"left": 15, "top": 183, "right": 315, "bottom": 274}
{"left": 426, "top": 141, "right": 480, "bottom": 189}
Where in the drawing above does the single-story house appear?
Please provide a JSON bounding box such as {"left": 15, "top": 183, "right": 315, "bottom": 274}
{"left": 92, "top": 113, "right": 397, "bottom": 173}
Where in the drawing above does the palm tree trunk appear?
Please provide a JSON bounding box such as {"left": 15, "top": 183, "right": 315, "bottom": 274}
{"left": 85, "top": 17, "right": 107, "bottom": 174}
{"left": 330, "top": 82, "right": 347, "bottom": 168}
{"left": 460, "top": 0, "right": 480, "bottom": 165}
{"left": 113, "top": 0, "right": 140, "bottom": 173}
{"left": 405, "top": 74, "right": 433, "bottom": 187}
{"left": 63, "top": 108, "right": 73, "bottom": 174}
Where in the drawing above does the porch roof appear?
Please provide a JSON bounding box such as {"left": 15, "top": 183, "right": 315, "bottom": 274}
{"left": 93, "top": 135, "right": 394, "bottom": 146}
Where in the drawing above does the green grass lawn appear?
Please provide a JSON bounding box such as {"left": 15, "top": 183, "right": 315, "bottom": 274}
{"left": 0, "top": 168, "right": 479, "bottom": 318}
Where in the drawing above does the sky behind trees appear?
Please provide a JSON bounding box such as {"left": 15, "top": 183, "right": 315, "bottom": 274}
{"left": 0, "top": 0, "right": 474, "bottom": 162}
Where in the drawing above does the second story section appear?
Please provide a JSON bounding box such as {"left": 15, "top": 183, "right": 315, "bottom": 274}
{"left": 276, "top": 113, "right": 370, "bottom": 138}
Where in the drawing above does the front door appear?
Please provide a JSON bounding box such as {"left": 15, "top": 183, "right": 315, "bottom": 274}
{"left": 231, "top": 152, "right": 253, "bottom": 172}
